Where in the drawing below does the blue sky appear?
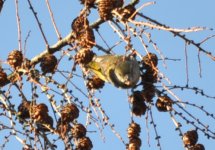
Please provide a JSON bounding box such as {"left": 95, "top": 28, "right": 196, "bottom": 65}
{"left": 0, "top": 0, "right": 215, "bottom": 150}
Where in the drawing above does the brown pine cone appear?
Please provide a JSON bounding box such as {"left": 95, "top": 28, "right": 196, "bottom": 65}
{"left": 77, "top": 27, "right": 95, "bottom": 48}
{"left": 71, "top": 123, "right": 87, "bottom": 138}
{"left": 130, "top": 91, "right": 147, "bottom": 116}
{"left": 40, "top": 54, "right": 57, "bottom": 74}
{"left": 189, "top": 144, "right": 205, "bottom": 150}
{"left": 97, "top": 0, "right": 115, "bottom": 20}
{"left": 142, "top": 68, "right": 158, "bottom": 83}
{"left": 7, "top": 50, "right": 23, "bottom": 69}
{"left": 127, "top": 137, "right": 142, "bottom": 150}
{"left": 183, "top": 130, "right": 198, "bottom": 147}
{"left": 72, "top": 14, "right": 95, "bottom": 48}
{"left": 30, "top": 103, "right": 49, "bottom": 122}
{"left": 142, "top": 84, "right": 155, "bottom": 103}
{"left": 156, "top": 95, "right": 173, "bottom": 112}
{"left": 0, "top": 67, "right": 8, "bottom": 87}
{"left": 126, "top": 143, "right": 140, "bottom": 150}
{"left": 17, "top": 100, "right": 31, "bottom": 120}
{"left": 142, "top": 53, "right": 158, "bottom": 69}
{"left": 76, "top": 136, "right": 93, "bottom": 150}
{"left": 72, "top": 15, "right": 89, "bottom": 36}
{"left": 61, "top": 103, "right": 79, "bottom": 123}
{"left": 127, "top": 122, "right": 141, "bottom": 139}
{"left": 75, "top": 48, "right": 95, "bottom": 65}
{"left": 86, "top": 75, "right": 105, "bottom": 90}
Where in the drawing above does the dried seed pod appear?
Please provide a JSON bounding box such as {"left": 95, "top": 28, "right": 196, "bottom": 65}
{"left": 156, "top": 95, "right": 173, "bottom": 112}
{"left": 61, "top": 104, "right": 79, "bottom": 123}
{"left": 130, "top": 91, "right": 147, "bottom": 116}
{"left": 79, "top": 0, "right": 96, "bottom": 8}
{"left": 189, "top": 144, "right": 205, "bottom": 150}
{"left": 118, "top": 4, "right": 136, "bottom": 21}
{"left": 75, "top": 48, "right": 95, "bottom": 65}
{"left": 142, "top": 53, "right": 158, "bottom": 69}
{"left": 40, "top": 54, "right": 57, "bottom": 74}
{"left": 7, "top": 50, "right": 23, "bottom": 69}
{"left": 127, "top": 122, "right": 141, "bottom": 139}
{"left": 86, "top": 75, "right": 105, "bottom": 90}
{"left": 183, "top": 130, "right": 198, "bottom": 147}
{"left": 17, "top": 100, "right": 31, "bottom": 120}
{"left": 71, "top": 123, "right": 87, "bottom": 138}
{"left": 76, "top": 136, "right": 93, "bottom": 150}
{"left": 0, "top": 67, "right": 8, "bottom": 87}
{"left": 0, "top": 0, "right": 3, "bottom": 13}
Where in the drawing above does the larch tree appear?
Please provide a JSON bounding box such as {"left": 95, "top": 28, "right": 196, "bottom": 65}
{"left": 0, "top": 0, "right": 215, "bottom": 150}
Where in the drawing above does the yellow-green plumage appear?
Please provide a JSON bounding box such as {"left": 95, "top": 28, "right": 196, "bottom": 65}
{"left": 87, "top": 55, "right": 140, "bottom": 88}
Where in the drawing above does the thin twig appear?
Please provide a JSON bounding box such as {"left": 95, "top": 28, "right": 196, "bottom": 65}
{"left": 197, "top": 50, "right": 202, "bottom": 78}
{"left": 24, "top": 30, "right": 31, "bottom": 56}
{"left": 138, "top": 13, "right": 215, "bottom": 61}
{"left": 45, "top": 0, "right": 62, "bottom": 40}
{"left": 184, "top": 42, "right": 189, "bottom": 85}
{"left": 27, "top": 0, "right": 49, "bottom": 47}
{"left": 15, "top": 0, "right": 22, "bottom": 51}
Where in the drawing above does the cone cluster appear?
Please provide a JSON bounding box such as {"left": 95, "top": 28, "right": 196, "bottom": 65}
{"left": 141, "top": 53, "right": 158, "bottom": 102}
{"left": 72, "top": 15, "right": 95, "bottom": 65}
{"left": 129, "top": 91, "right": 147, "bottom": 116}
{"left": 56, "top": 104, "right": 79, "bottom": 139}
{"left": 127, "top": 122, "right": 142, "bottom": 150}
{"left": 183, "top": 130, "right": 205, "bottom": 150}
{"left": 71, "top": 123, "right": 93, "bottom": 150}
{"left": 72, "top": 15, "right": 95, "bottom": 49}
{"left": 76, "top": 136, "right": 93, "bottom": 150}
{"left": 30, "top": 103, "right": 53, "bottom": 132}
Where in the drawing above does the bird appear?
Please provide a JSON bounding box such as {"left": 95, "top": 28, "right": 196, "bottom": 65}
{"left": 86, "top": 54, "right": 140, "bottom": 88}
